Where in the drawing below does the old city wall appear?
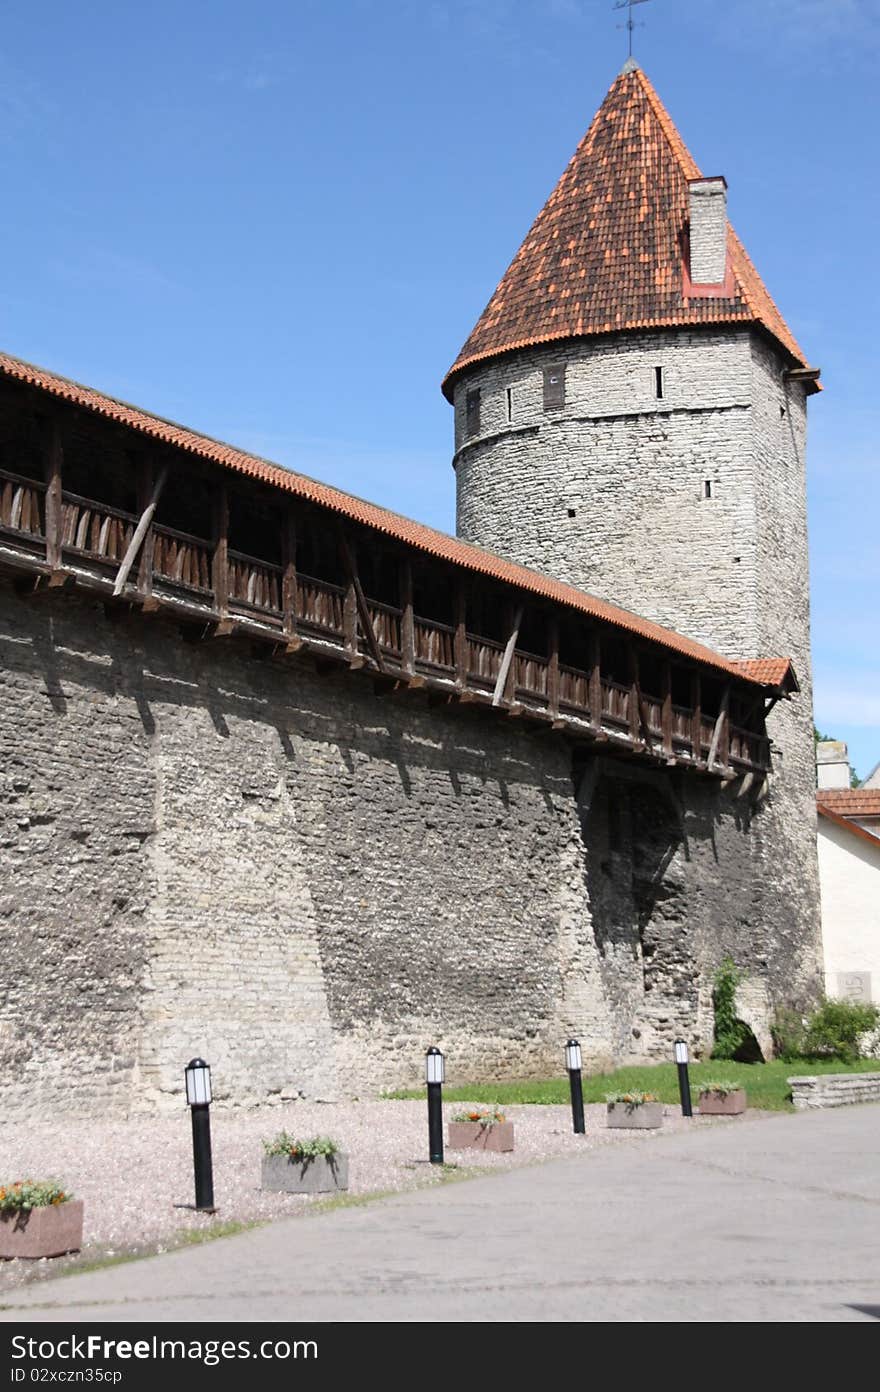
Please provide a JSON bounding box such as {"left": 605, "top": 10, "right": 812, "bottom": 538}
{"left": 1, "top": 583, "right": 795, "bottom": 1117}
{"left": 454, "top": 326, "right": 822, "bottom": 1001}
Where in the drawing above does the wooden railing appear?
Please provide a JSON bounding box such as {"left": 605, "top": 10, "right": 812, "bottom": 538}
{"left": 414, "top": 616, "right": 454, "bottom": 672}
{"left": 298, "top": 573, "right": 344, "bottom": 635}
{"left": 467, "top": 633, "right": 503, "bottom": 688}
{"left": 229, "top": 550, "right": 282, "bottom": 613}
{"left": 559, "top": 663, "right": 589, "bottom": 713}
{"left": 62, "top": 492, "right": 135, "bottom": 563}
{"left": 0, "top": 478, "right": 773, "bottom": 774}
{"left": 152, "top": 525, "right": 212, "bottom": 593}
{"left": 0, "top": 469, "right": 44, "bottom": 538}
{"left": 514, "top": 649, "right": 549, "bottom": 701}
{"left": 368, "top": 600, "right": 402, "bottom": 655}
{"left": 602, "top": 678, "right": 631, "bottom": 726}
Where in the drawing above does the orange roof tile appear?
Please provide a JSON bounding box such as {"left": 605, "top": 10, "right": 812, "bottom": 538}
{"left": 0, "top": 348, "right": 791, "bottom": 690}
{"left": 816, "top": 789, "right": 880, "bottom": 817}
{"left": 443, "top": 62, "right": 812, "bottom": 399}
{"left": 734, "top": 658, "right": 798, "bottom": 691}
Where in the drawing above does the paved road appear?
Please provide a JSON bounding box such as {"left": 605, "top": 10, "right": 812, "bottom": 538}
{"left": 2, "top": 1106, "right": 879, "bottom": 1322}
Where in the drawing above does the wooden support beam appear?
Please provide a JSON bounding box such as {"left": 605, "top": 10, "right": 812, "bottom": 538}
{"left": 589, "top": 630, "right": 602, "bottom": 729}
{"left": 547, "top": 615, "right": 560, "bottom": 719}
{"left": 454, "top": 581, "right": 468, "bottom": 689}
{"left": 628, "top": 647, "right": 644, "bottom": 746}
{"left": 492, "top": 605, "right": 523, "bottom": 706}
{"left": 707, "top": 684, "right": 731, "bottom": 770}
{"left": 661, "top": 661, "right": 673, "bottom": 757}
{"left": 42, "top": 416, "right": 63, "bottom": 571}
{"left": 690, "top": 672, "right": 702, "bottom": 764}
{"left": 338, "top": 530, "right": 385, "bottom": 673}
{"left": 211, "top": 483, "right": 229, "bottom": 618}
{"left": 399, "top": 559, "right": 415, "bottom": 676}
{"left": 281, "top": 509, "right": 298, "bottom": 638}
{"left": 113, "top": 464, "right": 168, "bottom": 596}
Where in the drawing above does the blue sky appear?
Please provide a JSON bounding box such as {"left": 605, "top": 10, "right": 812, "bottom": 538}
{"left": 2, "top": 0, "right": 877, "bottom": 777}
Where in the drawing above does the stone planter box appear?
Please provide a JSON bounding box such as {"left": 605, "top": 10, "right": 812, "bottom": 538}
{"left": 699, "top": 1089, "right": 747, "bottom": 1115}
{"left": 447, "top": 1121, "right": 515, "bottom": 1152}
{"left": 0, "top": 1200, "right": 84, "bottom": 1260}
{"left": 261, "top": 1153, "right": 348, "bottom": 1195}
{"left": 606, "top": 1102, "right": 664, "bottom": 1130}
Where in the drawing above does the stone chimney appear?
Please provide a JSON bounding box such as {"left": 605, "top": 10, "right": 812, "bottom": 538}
{"left": 817, "top": 740, "right": 851, "bottom": 790}
{"left": 688, "top": 177, "right": 728, "bottom": 284}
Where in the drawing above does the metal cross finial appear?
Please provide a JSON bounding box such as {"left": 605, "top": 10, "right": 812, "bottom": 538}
{"left": 613, "top": 0, "right": 652, "bottom": 59}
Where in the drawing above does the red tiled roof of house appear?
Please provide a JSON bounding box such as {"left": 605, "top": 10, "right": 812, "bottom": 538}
{"left": 0, "top": 348, "right": 794, "bottom": 690}
{"left": 816, "top": 789, "right": 880, "bottom": 817}
{"left": 442, "top": 62, "right": 812, "bottom": 399}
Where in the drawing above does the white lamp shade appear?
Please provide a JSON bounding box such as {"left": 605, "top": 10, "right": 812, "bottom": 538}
{"left": 673, "top": 1040, "right": 689, "bottom": 1065}
{"left": 565, "top": 1040, "right": 582, "bottom": 1072}
{"left": 185, "top": 1058, "right": 212, "bottom": 1105}
{"left": 425, "top": 1048, "right": 445, "bottom": 1084}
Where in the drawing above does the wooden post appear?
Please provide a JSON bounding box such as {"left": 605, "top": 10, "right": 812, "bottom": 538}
{"left": 547, "top": 615, "right": 560, "bottom": 718}
{"left": 454, "top": 581, "right": 468, "bottom": 689}
{"left": 136, "top": 459, "right": 156, "bottom": 600}
{"left": 338, "top": 530, "right": 383, "bottom": 671}
{"left": 492, "top": 604, "right": 522, "bottom": 706}
{"left": 690, "top": 672, "right": 702, "bottom": 764}
{"left": 281, "top": 508, "right": 299, "bottom": 641}
{"left": 629, "top": 647, "right": 653, "bottom": 751}
{"left": 589, "top": 630, "right": 602, "bottom": 729}
{"left": 628, "top": 646, "right": 641, "bottom": 745}
{"left": 113, "top": 464, "right": 168, "bottom": 596}
{"left": 661, "top": 660, "right": 673, "bottom": 758}
{"left": 43, "top": 416, "right": 63, "bottom": 571}
{"left": 211, "top": 483, "right": 229, "bottom": 618}
{"left": 400, "top": 558, "right": 415, "bottom": 676}
{"left": 707, "top": 684, "right": 730, "bottom": 771}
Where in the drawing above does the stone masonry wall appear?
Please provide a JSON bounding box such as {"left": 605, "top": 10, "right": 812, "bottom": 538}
{"left": 0, "top": 583, "right": 793, "bottom": 1116}
{"left": 454, "top": 325, "right": 822, "bottom": 1002}
{"left": 455, "top": 328, "right": 760, "bottom": 657}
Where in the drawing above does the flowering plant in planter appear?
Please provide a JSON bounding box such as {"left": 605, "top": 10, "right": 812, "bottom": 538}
{"left": 262, "top": 1133, "right": 338, "bottom": 1160}
{"left": 450, "top": 1107, "right": 507, "bottom": 1129}
{"left": 604, "top": 1091, "right": 658, "bottom": 1108}
{"left": 698, "top": 1079, "right": 747, "bottom": 1115}
{"left": 0, "top": 1180, "right": 69, "bottom": 1213}
{"left": 260, "top": 1135, "right": 348, "bottom": 1194}
{"left": 605, "top": 1091, "right": 663, "bottom": 1129}
{"left": 448, "top": 1106, "right": 514, "bottom": 1152}
{"left": 0, "top": 1180, "right": 83, "bottom": 1259}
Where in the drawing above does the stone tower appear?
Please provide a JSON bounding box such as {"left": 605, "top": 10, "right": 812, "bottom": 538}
{"left": 444, "top": 60, "right": 823, "bottom": 1004}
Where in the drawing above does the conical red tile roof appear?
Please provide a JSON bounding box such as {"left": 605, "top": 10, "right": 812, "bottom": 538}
{"left": 442, "top": 62, "right": 810, "bottom": 399}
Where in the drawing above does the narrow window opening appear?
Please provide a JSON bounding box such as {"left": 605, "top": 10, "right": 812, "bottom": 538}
{"left": 704, "top": 480, "right": 712, "bottom": 499}
{"left": 654, "top": 366, "right": 664, "bottom": 399}
{"left": 466, "top": 388, "right": 481, "bottom": 438}
{"left": 567, "top": 507, "right": 576, "bottom": 519}
{"left": 543, "top": 364, "right": 566, "bottom": 411}
{"left": 780, "top": 405, "right": 787, "bottom": 418}
{"left": 506, "top": 387, "right": 513, "bottom": 423}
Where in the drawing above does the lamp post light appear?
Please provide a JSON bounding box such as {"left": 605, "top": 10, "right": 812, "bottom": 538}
{"left": 565, "top": 1039, "right": 586, "bottom": 1135}
{"left": 674, "top": 1039, "right": 693, "bottom": 1118}
{"left": 184, "top": 1058, "right": 215, "bottom": 1211}
{"left": 425, "top": 1046, "right": 445, "bottom": 1165}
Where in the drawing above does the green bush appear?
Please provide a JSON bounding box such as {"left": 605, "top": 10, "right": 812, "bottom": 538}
{"left": 711, "top": 958, "right": 751, "bottom": 1060}
{"left": 770, "top": 1005, "right": 807, "bottom": 1061}
{"left": 801, "top": 998, "right": 879, "bottom": 1063}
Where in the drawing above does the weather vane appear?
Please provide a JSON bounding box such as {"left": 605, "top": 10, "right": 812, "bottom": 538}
{"left": 614, "top": 0, "right": 652, "bottom": 59}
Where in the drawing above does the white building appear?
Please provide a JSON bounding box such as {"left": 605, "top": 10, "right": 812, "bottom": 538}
{"left": 816, "top": 741, "right": 880, "bottom": 1004}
